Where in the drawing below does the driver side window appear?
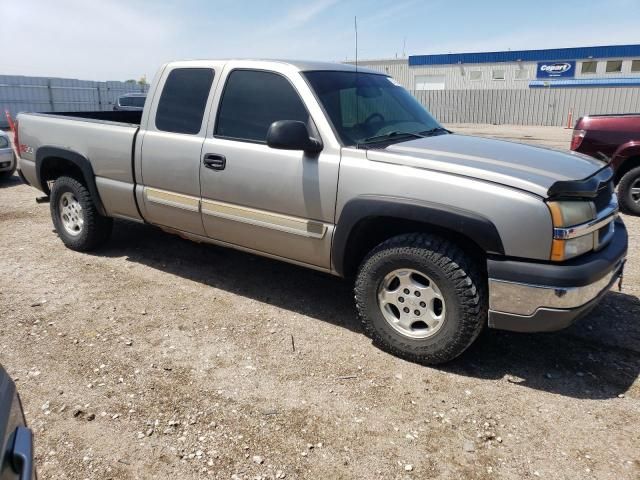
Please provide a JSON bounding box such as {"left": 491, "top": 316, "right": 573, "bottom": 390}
{"left": 215, "top": 69, "right": 310, "bottom": 143}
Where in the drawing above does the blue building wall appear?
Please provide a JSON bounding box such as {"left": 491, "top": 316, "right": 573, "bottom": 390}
{"left": 409, "top": 44, "right": 640, "bottom": 66}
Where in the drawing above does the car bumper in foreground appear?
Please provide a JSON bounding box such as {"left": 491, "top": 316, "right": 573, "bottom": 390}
{"left": 487, "top": 220, "right": 627, "bottom": 332}
{"left": 0, "top": 149, "right": 14, "bottom": 171}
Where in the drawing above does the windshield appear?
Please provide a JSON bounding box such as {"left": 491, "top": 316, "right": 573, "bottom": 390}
{"left": 304, "top": 71, "right": 444, "bottom": 147}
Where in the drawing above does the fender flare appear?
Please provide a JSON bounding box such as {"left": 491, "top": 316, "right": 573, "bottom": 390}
{"left": 611, "top": 141, "right": 640, "bottom": 175}
{"left": 35, "top": 146, "right": 106, "bottom": 216}
{"left": 331, "top": 196, "right": 504, "bottom": 276}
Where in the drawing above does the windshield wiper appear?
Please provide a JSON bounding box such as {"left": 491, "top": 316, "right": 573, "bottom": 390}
{"left": 419, "top": 127, "right": 450, "bottom": 136}
{"left": 361, "top": 130, "right": 426, "bottom": 144}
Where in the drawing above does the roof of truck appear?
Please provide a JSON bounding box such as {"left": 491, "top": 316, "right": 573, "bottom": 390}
{"left": 169, "top": 59, "right": 383, "bottom": 75}
{"left": 278, "top": 59, "right": 382, "bottom": 74}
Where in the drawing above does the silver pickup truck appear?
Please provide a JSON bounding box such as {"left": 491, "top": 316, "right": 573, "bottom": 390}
{"left": 14, "top": 60, "right": 627, "bottom": 364}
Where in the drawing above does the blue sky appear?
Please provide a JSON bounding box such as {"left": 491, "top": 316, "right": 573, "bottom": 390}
{"left": 3, "top": 0, "right": 639, "bottom": 81}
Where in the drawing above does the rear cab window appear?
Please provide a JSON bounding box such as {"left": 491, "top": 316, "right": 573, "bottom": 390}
{"left": 120, "top": 96, "right": 146, "bottom": 108}
{"left": 214, "top": 69, "right": 310, "bottom": 143}
{"left": 155, "top": 68, "right": 215, "bottom": 134}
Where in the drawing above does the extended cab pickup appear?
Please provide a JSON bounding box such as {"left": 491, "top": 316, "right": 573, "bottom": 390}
{"left": 14, "top": 60, "right": 627, "bottom": 364}
{"left": 571, "top": 114, "right": 640, "bottom": 215}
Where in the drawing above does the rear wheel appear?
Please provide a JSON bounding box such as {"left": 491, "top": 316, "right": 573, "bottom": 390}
{"left": 355, "top": 233, "right": 487, "bottom": 365}
{"left": 50, "top": 176, "right": 113, "bottom": 251}
{"left": 618, "top": 166, "right": 640, "bottom": 215}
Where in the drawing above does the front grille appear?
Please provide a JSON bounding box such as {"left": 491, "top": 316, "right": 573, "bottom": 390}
{"left": 593, "top": 180, "right": 617, "bottom": 250}
{"left": 595, "top": 220, "right": 615, "bottom": 250}
{"left": 594, "top": 180, "right": 614, "bottom": 212}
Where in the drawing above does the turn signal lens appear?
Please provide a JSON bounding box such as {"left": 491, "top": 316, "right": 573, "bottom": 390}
{"left": 551, "top": 235, "right": 595, "bottom": 261}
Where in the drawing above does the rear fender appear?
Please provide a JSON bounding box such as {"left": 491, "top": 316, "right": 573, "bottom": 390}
{"left": 36, "top": 146, "right": 106, "bottom": 216}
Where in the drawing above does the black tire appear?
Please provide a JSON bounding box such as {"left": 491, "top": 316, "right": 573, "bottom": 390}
{"left": 617, "top": 166, "right": 640, "bottom": 215}
{"left": 355, "top": 233, "right": 487, "bottom": 365}
{"left": 0, "top": 155, "right": 16, "bottom": 179}
{"left": 50, "top": 176, "right": 113, "bottom": 251}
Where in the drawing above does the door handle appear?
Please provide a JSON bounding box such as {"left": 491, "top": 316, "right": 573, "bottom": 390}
{"left": 203, "top": 154, "right": 226, "bottom": 171}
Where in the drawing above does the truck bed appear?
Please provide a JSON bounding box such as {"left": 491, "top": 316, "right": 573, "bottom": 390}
{"left": 585, "top": 113, "right": 640, "bottom": 118}
{"left": 32, "top": 110, "right": 142, "bottom": 125}
{"left": 17, "top": 110, "right": 142, "bottom": 221}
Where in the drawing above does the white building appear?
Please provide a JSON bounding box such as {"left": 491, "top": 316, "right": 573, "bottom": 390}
{"left": 354, "top": 44, "right": 640, "bottom": 91}
{"left": 350, "top": 45, "right": 640, "bottom": 126}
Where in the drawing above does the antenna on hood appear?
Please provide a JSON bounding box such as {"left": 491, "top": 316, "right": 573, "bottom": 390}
{"left": 353, "top": 16, "right": 360, "bottom": 124}
{"left": 354, "top": 16, "right": 360, "bottom": 128}
{"left": 354, "top": 16, "right": 358, "bottom": 71}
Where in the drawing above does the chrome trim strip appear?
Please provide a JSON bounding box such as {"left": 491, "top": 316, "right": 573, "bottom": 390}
{"left": 201, "top": 199, "right": 327, "bottom": 239}
{"left": 489, "top": 260, "right": 624, "bottom": 316}
{"left": 553, "top": 202, "right": 618, "bottom": 240}
{"left": 144, "top": 187, "right": 200, "bottom": 212}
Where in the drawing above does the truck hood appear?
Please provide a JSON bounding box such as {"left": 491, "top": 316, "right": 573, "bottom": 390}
{"left": 365, "top": 133, "right": 606, "bottom": 197}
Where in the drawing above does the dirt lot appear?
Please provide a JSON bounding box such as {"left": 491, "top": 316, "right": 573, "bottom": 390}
{"left": 0, "top": 125, "right": 638, "bottom": 480}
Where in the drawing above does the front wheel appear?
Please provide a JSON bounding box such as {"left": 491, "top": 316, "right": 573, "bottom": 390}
{"left": 355, "top": 233, "right": 487, "bottom": 365}
{"left": 617, "top": 166, "right": 640, "bottom": 215}
{"left": 50, "top": 176, "right": 113, "bottom": 251}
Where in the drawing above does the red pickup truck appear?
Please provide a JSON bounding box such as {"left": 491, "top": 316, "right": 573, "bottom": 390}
{"left": 571, "top": 114, "right": 640, "bottom": 214}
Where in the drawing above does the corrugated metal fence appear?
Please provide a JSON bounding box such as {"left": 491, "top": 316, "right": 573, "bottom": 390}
{"left": 0, "top": 75, "right": 148, "bottom": 128}
{"left": 412, "top": 87, "right": 640, "bottom": 126}
{"left": 3, "top": 74, "right": 639, "bottom": 128}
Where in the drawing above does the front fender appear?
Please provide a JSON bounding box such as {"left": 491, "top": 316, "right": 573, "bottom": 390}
{"left": 332, "top": 195, "right": 504, "bottom": 276}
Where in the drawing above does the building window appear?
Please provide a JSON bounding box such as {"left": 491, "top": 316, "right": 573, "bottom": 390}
{"left": 414, "top": 75, "right": 445, "bottom": 90}
{"left": 606, "top": 60, "right": 623, "bottom": 73}
{"left": 469, "top": 70, "right": 482, "bottom": 81}
{"left": 631, "top": 60, "right": 640, "bottom": 72}
{"left": 581, "top": 61, "right": 597, "bottom": 74}
{"left": 514, "top": 69, "right": 529, "bottom": 80}
{"left": 492, "top": 70, "right": 505, "bottom": 80}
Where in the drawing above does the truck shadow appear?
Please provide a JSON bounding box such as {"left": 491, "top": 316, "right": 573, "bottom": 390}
{"left": 0, "top": 174, "right": 22, "bottom": 189}
{"left": 444, "top": 290, "right": 640, "bottom": 400}
{"left": 97, "top": 220, "right": 639, "bottom": 400}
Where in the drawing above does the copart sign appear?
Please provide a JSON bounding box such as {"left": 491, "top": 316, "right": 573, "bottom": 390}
{"left": 536, "top": 61, "right": 575, "bottom": 78}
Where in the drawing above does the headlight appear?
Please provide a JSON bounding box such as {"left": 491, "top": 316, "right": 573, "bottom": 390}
{"left": 547, "top": 200, "right": 596, "bottom": 261}
{"left": 547, "top": 200, "right": 596, "bottom": 227}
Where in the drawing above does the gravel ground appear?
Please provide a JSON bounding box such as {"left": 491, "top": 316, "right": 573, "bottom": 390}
{"left": 0, "top": 125, "right": 638, "bottom": 480}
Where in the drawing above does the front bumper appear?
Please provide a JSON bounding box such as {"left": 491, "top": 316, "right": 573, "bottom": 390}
{"left": 0, "top": 149, "right": 14, "bottom": 171}
{"left": 487, "top": 220, "right": 627, "bottom": 332}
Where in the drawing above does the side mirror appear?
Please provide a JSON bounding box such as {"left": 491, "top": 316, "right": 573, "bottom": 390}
{"left": 266, "top": 120, "right": 323, "bottom": 154}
